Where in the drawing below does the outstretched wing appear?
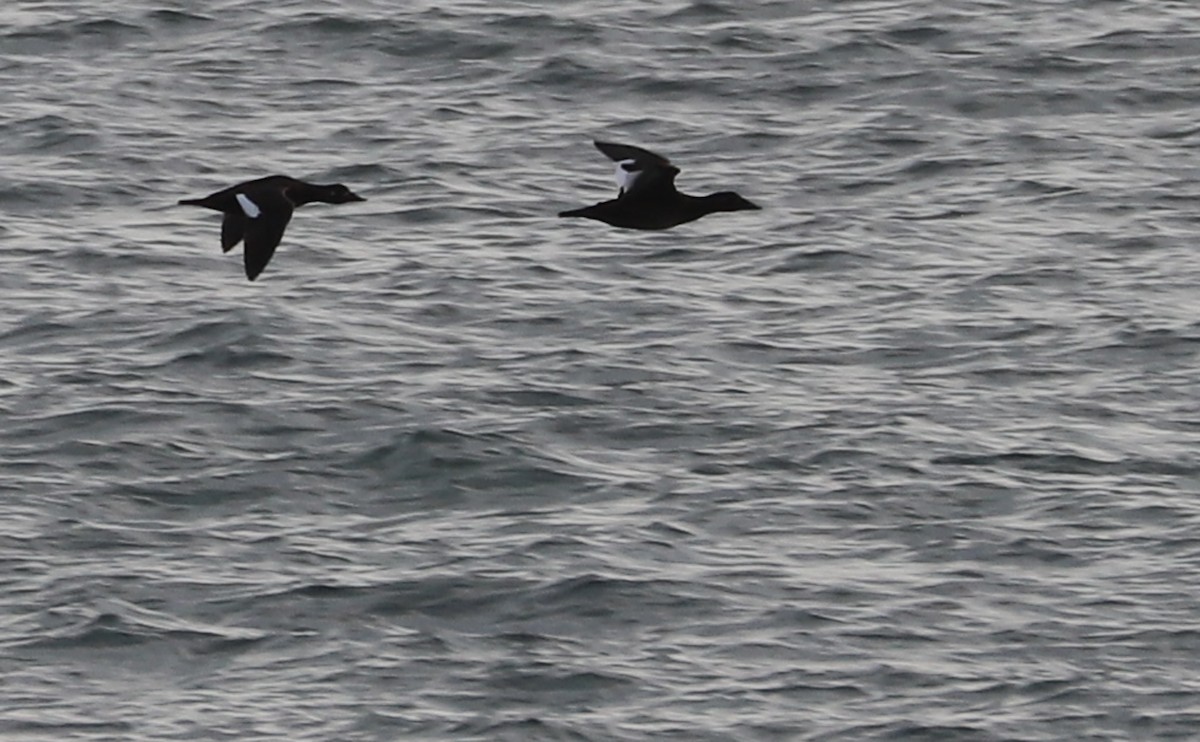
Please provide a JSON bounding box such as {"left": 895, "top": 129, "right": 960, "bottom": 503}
{"left": 592, "top": 141, "right": 680, "bottom": 199}
{"left": 594, "top": 141, "right": 672, "bottom": 167}
{"left": 220, "top": 212, "right": 245, "bottom": 252}
{"left": 238, "top": 189, "right": 294, "bottom": 281}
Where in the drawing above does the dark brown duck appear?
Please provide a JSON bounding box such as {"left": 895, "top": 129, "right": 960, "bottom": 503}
{"left": 559, "top": 141, "right": 759, "bottom": 230}
{"left": 179, "top": 175, "right": 365, "bottom": 281}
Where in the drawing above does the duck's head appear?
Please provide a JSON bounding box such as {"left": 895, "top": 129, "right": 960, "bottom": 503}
{"left": 318, "top": 183, "right": 366, "bottom": 204}
{"left": 704, "top": 191, "right": 760, "bottom": 213}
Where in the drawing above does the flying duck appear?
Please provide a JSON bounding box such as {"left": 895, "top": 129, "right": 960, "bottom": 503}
{"left": 179, "top": 175, "right": 365, "bottom": 281}
{"left": 558, "top": 141, "right": 760, "bottom": 230}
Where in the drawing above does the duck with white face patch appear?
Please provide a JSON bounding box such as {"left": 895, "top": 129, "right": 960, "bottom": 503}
{"left": 179, "top": 175, "right": 365, "bottom": 281}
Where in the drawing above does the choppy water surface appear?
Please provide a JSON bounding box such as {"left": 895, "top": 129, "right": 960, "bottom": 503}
{"left": 3, "top": 1, "right": 1200, "bottom": 739}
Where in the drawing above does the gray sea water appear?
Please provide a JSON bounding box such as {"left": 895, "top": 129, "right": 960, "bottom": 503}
{"left": 3, "top": 1, "right": 1200, "bottom": 739}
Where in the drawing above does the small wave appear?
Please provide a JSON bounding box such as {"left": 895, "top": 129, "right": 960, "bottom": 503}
{"left": 658, "top": 0, "right": 740, "bottom": 22}
{"left": 932, "top": 450, "right": 1196, "bottom": 477}
{"left": 993, "top": 51, "right": 1111, "bottom": 76}
{"left": 487, "top": 387, "right": 600, "bottom": 408}
{"left": 477, "top": 666, "right": 637, "bottom": 698}
{"left": 2, "top": 17, "right": 148, "bottom": 52}
{"left": 760, "top": 248, "right": 870, "bottom": 275}
{"left": 516, "top": 55, "right": 606, "bottom": 87}
{"left": 882, "top": 24, "right": 951, "bottom": 46}
{"left": 0, "top": 114, "right": 102, "bottom": 155}
{"left": 0, "top": 316, "right": 74, "bottom": 346}
{"left": 18, "top": 600, "right": 267, "bottom": 652}
{"left": 145, "top": 9, "right": 212, "bottom": 26}
{"left": 0, "top": 719, "right": 135, "bottom": 735}
{"left": 7, "top": 405, "right": 174, "bottom": 442}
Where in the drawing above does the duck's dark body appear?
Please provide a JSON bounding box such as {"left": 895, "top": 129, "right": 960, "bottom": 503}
{"left": 560, "top": 191, "right": 759, "bottom": 230}
{"left": 559, "top": 141, "right": 759, "bottom": 230}
{"left": 179, "top": 175, "right": 364, "bottom": 281}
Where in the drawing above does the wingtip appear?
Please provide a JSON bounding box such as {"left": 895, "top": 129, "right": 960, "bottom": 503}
{"left": 244, "top": 254, "right": 266, "bottom": 281}
{"left": 593, "top": 140, "right": 627, "bottom": 155}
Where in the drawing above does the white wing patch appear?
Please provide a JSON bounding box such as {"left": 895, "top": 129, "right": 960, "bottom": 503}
{"left": 236, "top": 193, "right": 262, "bottom": 219}
{"left": 614, "top": 159, "right": 641, "bottom": 195}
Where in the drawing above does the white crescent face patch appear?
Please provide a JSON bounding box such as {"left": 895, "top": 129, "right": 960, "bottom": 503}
{"left": 614, "top": 160, "right": 641, "bottom": 194}
{"left": 236, "top": 193, "right": 262, "bottom": 218}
